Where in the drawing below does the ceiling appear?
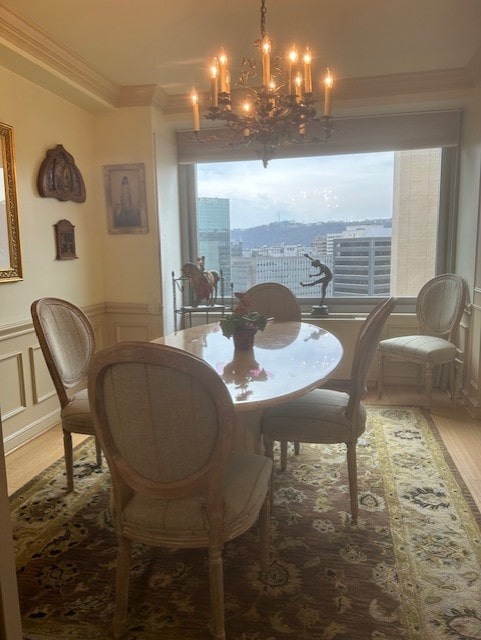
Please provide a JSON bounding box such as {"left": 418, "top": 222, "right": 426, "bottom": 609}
{"left": 2, "top": 0, "right": 481, "bottom": 112}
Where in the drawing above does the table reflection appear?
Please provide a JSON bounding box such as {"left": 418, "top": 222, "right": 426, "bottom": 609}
{"left": 222, "top": 349, "right": 270, "bottom": 402}
{"left": 155, "top": 321, "right": 343, "bottom": 411}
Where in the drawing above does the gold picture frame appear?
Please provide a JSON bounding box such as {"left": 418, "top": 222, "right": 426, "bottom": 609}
{"left": 103, "top": 163, "right": 148, "bottom": 234}
{"left": 0, "top": 122, "right": 22, "bottom": 282}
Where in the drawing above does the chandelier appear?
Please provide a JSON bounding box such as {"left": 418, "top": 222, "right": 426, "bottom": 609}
{"left": 190, "top": 0, "right": 334, "bottom": 167}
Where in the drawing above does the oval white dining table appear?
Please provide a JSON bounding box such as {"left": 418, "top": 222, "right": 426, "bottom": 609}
{"left": 153, "top": 321, "right": 343, "bottom": 453}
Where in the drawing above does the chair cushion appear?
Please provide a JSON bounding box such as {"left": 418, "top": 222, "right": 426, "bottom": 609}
{"left": 119, "top": 452, "right": 272, "bottom": 546}
{"left": 262, "top": 389, "right": 367, "bottom": 444}
{"left": 378, "top": 335, "right": 457, "bottom": 366}
{"left": 61, "top": 388, "right": 95, "bottom": 434}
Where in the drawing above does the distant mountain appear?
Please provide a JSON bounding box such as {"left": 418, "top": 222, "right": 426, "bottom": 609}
{"left": 231, "top": 219, "right": 391, "bottom": 249}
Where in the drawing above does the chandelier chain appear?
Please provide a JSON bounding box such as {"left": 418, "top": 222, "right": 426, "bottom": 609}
{"left": 260, "top": 0, "right": 267, "bottom": 39}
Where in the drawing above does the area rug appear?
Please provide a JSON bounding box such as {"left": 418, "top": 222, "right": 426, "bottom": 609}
{"left": 10, "top": 406, "right": 481, "bottom": 640}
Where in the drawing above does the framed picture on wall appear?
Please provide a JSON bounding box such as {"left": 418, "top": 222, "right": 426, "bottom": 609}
{"left": 103, "top": 163, "right": 148, "bottom": 234}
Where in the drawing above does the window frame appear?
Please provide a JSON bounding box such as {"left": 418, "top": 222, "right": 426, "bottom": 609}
{"left": 178, "top": 110, "right": 461, "bottom": 313}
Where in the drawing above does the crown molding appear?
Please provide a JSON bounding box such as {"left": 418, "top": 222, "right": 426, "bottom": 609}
{"left": 117, "top": 85, "right": 169, "bottom": 109}
{"left": 166, "top": 67, "right": 475, "bottom": 119}
{"left": 0, "top": 4, "right": 478, "bottom": 115}
{"left": 465, "top": 43, "right": 481, "bottom": 87}
{"left": 335, "top": 68, "right": 475, "bottom": 100}
{"left": 0, "top": 5, "right": 119, "bottom": 111}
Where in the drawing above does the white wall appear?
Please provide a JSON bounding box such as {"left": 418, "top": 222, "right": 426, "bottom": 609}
{"left": 0, "top": 66, "right": 103, "bottom": 327}
{"left": 456, "top": 84, "right": 481, "bottom": 412}
{"left": 0, "top": 73, "right": 182, "bottom": 449}
{"left": 153, "top": 118, "right": 182, "bottom": 335}
{"left": 92, "top": 107, "right": 162, "bottom": 309}
{"left": 0, "top": 67, "right": 106, "bottom": 445}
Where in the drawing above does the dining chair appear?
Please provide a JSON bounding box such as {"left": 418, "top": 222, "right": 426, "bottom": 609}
{"left": 31, "top": 297, "right": 102, "bottom": 492}
{"left": 245, "top": 282, "right": 301, "bottom": 322}
{"left": 246, "top": 282, "right": 303, "bottom": 454}
{"left": 87, "top": 341, "right": 272, "bottom": 640}
{"left": 377, "top": 274, "right": 467, "bottom": 410}
{"left": 262, "top": 297, "right": 396, "bottom": 523}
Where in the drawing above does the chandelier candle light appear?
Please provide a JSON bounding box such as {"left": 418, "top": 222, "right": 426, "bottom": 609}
{"left": 190, "top": 0, "right": 334, "bottom": 167}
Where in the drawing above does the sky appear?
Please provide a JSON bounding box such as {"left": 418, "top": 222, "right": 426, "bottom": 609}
{"left": 197, "top": 152, "right": 395, "bottom": 229}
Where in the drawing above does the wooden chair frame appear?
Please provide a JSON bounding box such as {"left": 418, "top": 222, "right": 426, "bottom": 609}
{"left": 88, "top": 341, "right": 272, "bottom": 639}
{"left": 31, "top": 297, "right": 101, "bottom": 491}
{"left": 263, "top": 297, "right": 396, "bottom": 523}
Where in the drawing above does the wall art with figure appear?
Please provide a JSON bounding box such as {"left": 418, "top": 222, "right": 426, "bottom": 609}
{"left": 103, "top": 163, "right": 148, "bottom": 234}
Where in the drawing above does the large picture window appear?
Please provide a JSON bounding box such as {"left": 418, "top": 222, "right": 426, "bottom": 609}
{"left": 177, "top": 110, "right": 460, "bottom": 309}
{"left": 195, "top": 148, "right": 441, "bottom": 300}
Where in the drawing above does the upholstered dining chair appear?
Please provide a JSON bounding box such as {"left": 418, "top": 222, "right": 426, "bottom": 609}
{"left": 87, "top": 341, "right": 272, "bottom": 640}
{"left": 246, "top": 282, "right": 303, "bottom": 454}
{"left": 262, "top": 297, "right": 396, "bottom": 524}
{"left": 31, "top": 297, "right": 102, "bottom": 492}
{"left": 245, "top": 282, "right": 301, "bottom": 322}
{"left": 377, "top": 273, "right": 467, "bottom": 410}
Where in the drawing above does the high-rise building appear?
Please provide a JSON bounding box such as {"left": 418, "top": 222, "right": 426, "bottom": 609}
{"left": 231, "top": 246, "right": 333, "bottom": 298}
{"left": 333, "top": 236, "right": 391, "bottom": 296}
{"left": 197, "top": 197, "right": 231, "bottom": 282}
{"left": 390, "top": 149, "right": 440, "bottom": 296}
{"left": 200, "top": 165, "right": 442, "bottom": 300}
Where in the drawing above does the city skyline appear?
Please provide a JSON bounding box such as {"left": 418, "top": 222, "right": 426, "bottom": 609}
{"left": 197, "top": 152, "right": 395, "bottom": 229}
{"left": 196, "top": 148, "right": 440, "bottom": 298}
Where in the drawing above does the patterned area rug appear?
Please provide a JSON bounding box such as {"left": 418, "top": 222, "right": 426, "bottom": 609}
{"left": 10, "top": 406, "right": 481, "bottom": 640}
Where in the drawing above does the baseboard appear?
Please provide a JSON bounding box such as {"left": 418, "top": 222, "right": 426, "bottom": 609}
{"left": 4, "top": 410, "right": 60, "bottom": 455}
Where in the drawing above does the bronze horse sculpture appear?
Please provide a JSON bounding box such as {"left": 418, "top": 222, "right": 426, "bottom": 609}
{"left": 181, "top": 259, "right": 220, "bottom": 307}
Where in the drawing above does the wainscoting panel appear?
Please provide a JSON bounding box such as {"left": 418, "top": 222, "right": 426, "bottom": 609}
{"left": 29, "top": 345, "right": 56, "bottom": 405}
{"left": 0, "top": 302, "right": 163, "bottom": 454}
{"left": 1, "top": 303, "right": 474, "bottom": 454}
{"left": 0, "top": 350, "right": 26, "bottom": 420}
{"left": 115, "top": 323, "right": 151, "bottom": 342}
{"left": 104, "top": 302, "right": 163, "bottom": 345}
{"left": 464, "top": 292, "right": 481, "bottom": 416}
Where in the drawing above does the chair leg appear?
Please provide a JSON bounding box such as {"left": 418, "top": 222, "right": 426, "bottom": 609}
{"left": 425, "top": 363, "right": 434, "bottom": 410}
{"left": 113, "top": 536, "right": 132, "bottom": 639}
{"left": 453, "top": 356, "right": 464, "bottom": 402}
{"left": 377, "top": 352, "right": 384, "bottom": 398}
{"left": 294, "top": 441, "right": 300, "bottom": 455}
{"left": 94, "top": 436, "right": 103, "bottom": 467}
{"left": 63, "top": 429, "right": 74, "bottom": 492}
{"left": 208, "top": 545, "right": 226, "bottom": 640}
{"left": 258, "top": 491, "right": 271, "bottom": 576}
{"left": 263, "top": 434, "right": 274, "bottom": 461}
{"left": 417, "top": 364, "right": 423, "bottom": 393}
{"left": 346, "top": 441, "right": 358, "bottom": 524}
{"left": 280, "top": 441, "right": 288, "bottom": 471}
{"left": 263, "top": 436, "right": 275, "bottom": 508}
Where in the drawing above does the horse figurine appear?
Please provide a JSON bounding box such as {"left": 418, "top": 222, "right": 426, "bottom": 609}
{"left": 181, "top": 258, "right": 220, "bottom": 307}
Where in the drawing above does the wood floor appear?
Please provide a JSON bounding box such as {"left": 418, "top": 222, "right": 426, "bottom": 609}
{"left": 5, "top": 386, "right": 481, "bottom": 512}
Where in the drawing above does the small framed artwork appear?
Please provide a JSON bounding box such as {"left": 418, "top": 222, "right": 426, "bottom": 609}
{"left": 103, "top": 163, "right": 148, "bottom": 234}
{"left": 54, "top": 219, "right": 78, "bottom": 260}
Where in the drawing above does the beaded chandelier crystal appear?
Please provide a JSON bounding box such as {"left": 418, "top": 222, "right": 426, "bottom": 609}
{"left": 190, "top": 0, "right": 334, "bottom": 167}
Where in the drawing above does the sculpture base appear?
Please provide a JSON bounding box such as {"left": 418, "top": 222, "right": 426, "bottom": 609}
{"left": 310, "top": 305, "right": 329, "bottom": 317}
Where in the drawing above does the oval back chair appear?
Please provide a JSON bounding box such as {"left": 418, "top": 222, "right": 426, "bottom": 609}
{"left": 377, "top": 274, "right": 467, "bottom": 409}
{"left": 245, "top": 282, "right": 301, "bottom": 321}
{"left": 262, "top": 297, "right": 396, "bottom": 524}
{"left": 31, "top": 297, "right": 102, "bottom": 492}
{"left": 88, "top": 341, "right": 272, "bottom": 640}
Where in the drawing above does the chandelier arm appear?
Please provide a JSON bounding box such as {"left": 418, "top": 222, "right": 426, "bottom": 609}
{"left": 260, "top": 0, "right": 267, "bottom": 39}
{"left": 191, "top": 0, "right": 335, "bottom": 166}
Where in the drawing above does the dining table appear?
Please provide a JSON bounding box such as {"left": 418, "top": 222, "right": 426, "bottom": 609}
{"left": 153, "top": 320, "right": 343, "bottom": 453}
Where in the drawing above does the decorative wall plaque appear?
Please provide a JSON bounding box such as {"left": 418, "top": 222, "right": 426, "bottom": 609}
{"left": 54, "top": 219, "right": 77, "bottom": 260}
{"left": 37, "top": 144, "right": 86, "bottom": 203}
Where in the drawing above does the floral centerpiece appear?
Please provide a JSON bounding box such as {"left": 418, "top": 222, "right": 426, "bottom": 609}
{"left": 220, "top": 292, "right": 267, "bottom": 350}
